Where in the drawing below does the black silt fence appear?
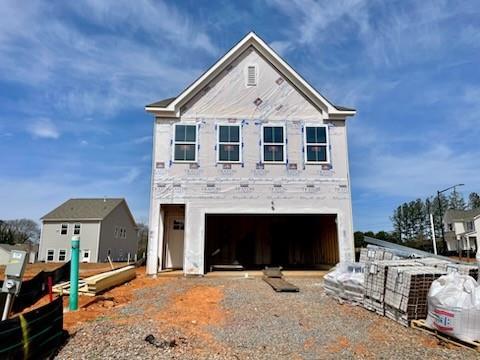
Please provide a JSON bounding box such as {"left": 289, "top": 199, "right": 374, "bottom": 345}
{"left": 0, "top": 261, "right": 70, "bottom": 313}
{"left": 0, "top": 297, "right": 67, "bottom": 359}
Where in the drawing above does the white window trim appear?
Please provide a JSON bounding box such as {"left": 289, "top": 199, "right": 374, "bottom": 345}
{"left": 172, "top": 123, "right": 199, "bottom": 163}
{"left": 216, "top": 123, "right": 242, "bottom": 163}
{"left": 303, "top": 124, "right": 330, "bottom": 164}
{"left": 261, "top": 124, "right": 287, "bottom": 164}
{"left": 46, "top": 249, "right": 55, "bottom": 263}
{"left": 58, "top": 248, "right": 67, "bottom": 262}
{"left": 73, "top": 223, "right": 81, "bottom": 235}
{"left": 60, "top": 223, "right": 68, "bottom": 235}
{"left": 246, "top": 64, "right": 258, "bottom": 87}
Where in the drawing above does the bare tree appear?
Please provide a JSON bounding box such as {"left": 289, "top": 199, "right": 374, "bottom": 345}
{"left": 5, "top": 219, "right": 40, "bottom": 243}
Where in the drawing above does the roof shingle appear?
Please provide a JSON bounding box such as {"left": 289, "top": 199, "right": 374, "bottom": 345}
{"left": 41, "top": 198, "right": 125, "bottom": 221}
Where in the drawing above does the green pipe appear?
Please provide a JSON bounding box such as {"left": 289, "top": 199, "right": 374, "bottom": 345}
{"left": 69, "top": 236, "right": 80, "bottom": 311}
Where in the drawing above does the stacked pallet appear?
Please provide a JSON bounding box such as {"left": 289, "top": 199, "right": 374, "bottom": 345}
{"left": 53, "top": 265, "right": 136, "bottom": 296}
{"left": 359, "top": 247, "right": 402, "bottom": 263}
{"left": 443, "top": 263, "right": 479, "bottom": 280}
{"left": 417, "top": 258, "right": 479, "bottom": 280}
{"left": 363, "top": 259, "right": 421, "bottom": 315}
{"left": 384, "top": 266, "right": 446, "bottom": 326}
{"left": 324, "top": 262, "right": 365, "bottom": 305}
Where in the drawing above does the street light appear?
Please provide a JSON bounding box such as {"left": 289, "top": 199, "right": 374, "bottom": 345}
{"left": 437, "top": 183, "right": 464, "bottom": 253}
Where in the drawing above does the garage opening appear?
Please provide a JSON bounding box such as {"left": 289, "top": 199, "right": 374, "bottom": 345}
{"left": 205, "top": 214, "right": 338, "bottom": 272}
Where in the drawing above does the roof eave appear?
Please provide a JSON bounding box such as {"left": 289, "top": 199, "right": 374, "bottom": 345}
{"left": 144, "top": 106, "right": 177, "bottom": 117}
{"left": 42, "top": 218, "right": 104, "bottom": 222}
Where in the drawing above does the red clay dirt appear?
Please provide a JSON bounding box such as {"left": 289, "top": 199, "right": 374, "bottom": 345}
{"left": 18, "top": 267, "right": 168, "bottom": 333}
{"left": 0, "top": 262, "right": 130, "bottom": 280}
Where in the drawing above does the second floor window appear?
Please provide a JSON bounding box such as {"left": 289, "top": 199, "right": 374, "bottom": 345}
{"left": 74, "top": 224, "right": 81, "bottom": 235}
{"left": 304, "top": 125, "right": 329, "bottom": 163}
{"left": 61, "top": 224, "right": 68, "bottom": 235}
{"left": 173, "top": 124, "right": 197, "bottom": 162}
{"left": 217, "top": 125, "right": 241, "bottom": 162}
{"left": 466, "top": 221, "right": 474, "bottom": 232}
{"left": 262, "top": 125, "right": 286, "bottom": 163}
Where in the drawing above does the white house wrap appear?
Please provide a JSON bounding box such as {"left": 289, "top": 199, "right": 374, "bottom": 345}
{"left": 145, "top": 32, "right": 356, "bottom": 275}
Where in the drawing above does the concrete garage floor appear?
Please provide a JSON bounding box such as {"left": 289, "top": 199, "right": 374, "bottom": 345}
{"left": 56, "top": 274, "right": 477, "bottom": 359}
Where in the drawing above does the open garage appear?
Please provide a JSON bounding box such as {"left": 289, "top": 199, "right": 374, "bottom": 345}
{"left": 204, "top": 214, "right": 339, "bottom": 272}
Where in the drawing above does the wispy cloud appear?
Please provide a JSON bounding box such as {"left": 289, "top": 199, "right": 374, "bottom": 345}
{"left": 132, "top": 136, "right": 152, "bottom": 144}
{"left": 123, "top": 168, "right": 141, "bottom": 184}
{"left": 0, "top": 1, "right": 214, "bottom": 120}
{"left": 27, "top": 118, "right": 60, "bottom": 139}
{"left": 352, "top": 143, "right": 480, "bottom": 198}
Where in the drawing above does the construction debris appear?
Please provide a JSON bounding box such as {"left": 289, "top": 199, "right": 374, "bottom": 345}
{"left": 145, "top": 334, "right": 178, "bottom": 349}
{"left": 53, "top": 266, "right": 136, "bottom": 296}
{"left": 262, "top": 267, "right": 299, "bottom": 292}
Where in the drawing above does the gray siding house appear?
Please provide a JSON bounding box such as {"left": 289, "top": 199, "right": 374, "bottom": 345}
{"left": 39, "top": 198, "right": 138, "bottom": 263}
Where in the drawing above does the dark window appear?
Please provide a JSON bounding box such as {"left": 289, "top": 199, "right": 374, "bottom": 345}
{"left": 175, "top": 125, "right": 196, "bottom": 142}
{"left": 174, "top": 124, "right": 197, "bottom": 162}
{"left": 58, "top": 249, "right": 66, "bottom": 262}
{"left": 263, "top": 126, "right": 285, "bottom": 162}
{"left": 61, "top": 224, "right": 68, "bottom": 235}
{"left": 305, "top": 126, "right": 328, "bottom": 163}
{"left": 74, "top": 224, "right": 81, "bottom": 235}
{"left": 263, "top": 126, "right": 283, "bottom": 143}
{"left": 218, "top": 125, "right": 241, "bottom": 162}
{"left": 47, "top": 249, "right": 55, "bottom": 261}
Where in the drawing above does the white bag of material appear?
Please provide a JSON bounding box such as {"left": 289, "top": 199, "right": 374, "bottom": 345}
{"left": 426, "top": 272, "right": 480, "bottom": 342}
{"left": 324, "top": 262, "right": 364, "bottom": 304}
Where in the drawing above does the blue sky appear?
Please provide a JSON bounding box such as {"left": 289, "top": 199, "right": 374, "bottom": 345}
{"left": 1, "top": 0, "right": 479, "bottom": 230}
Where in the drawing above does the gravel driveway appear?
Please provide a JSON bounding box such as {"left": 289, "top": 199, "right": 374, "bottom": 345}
{"left": 56, "top": 275, "right": 477, "bottom": 359}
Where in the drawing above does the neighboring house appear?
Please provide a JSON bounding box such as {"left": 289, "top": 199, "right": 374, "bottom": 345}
{"left": 443, "top": 208, "right": 480, "bottom": 253}
{"left": 39, "top": 198, "right": 138, "bottom": 263}
{"left": 145, "top": 32, "right": 356, "bottom": 276}
{"left": 0, "top": 243, "right": 37, "bottom": 265}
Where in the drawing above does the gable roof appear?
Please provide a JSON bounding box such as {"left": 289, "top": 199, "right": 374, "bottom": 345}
{"left": 444, "top": 208, "right": 480, "bottom": 222}
{"left": 41, "top": 198, "right": 129, "bottom": 222}
{"left": 146, "top": 32, "right": 356, "bottom": 118}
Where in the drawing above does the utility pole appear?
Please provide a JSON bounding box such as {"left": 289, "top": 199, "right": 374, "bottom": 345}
{"left": 436, "top": 183, "right": 464, "bottom": 254}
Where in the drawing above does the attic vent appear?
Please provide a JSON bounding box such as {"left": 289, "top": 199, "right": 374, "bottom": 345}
{"left": 246, "top": 65, "right": 257, "bottom": 86}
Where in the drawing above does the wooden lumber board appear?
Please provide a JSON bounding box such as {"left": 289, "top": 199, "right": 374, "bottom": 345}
{"left": 86, "top": 266, "right": 136, "bottom": 293}
{"left": 83, "top": 265, "right": 135, "bottom": 283}
{"left": 263, "top": 276, "right": 299, "bottom": 292}
{"left": 52, "top": 280, "right": 92, "bottom": 295}
{"left": 411, "top": 319, "right": 480, "bottom": 352}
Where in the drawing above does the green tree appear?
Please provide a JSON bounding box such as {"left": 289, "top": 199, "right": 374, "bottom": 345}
{"left": 354, "top": 231, "right": 365, "bottom": 248}
{"left": 448, "top": 190, "right": 466, "bottom": 210}
{"left": 391, "top": 199, "right": 427, "bottom": 242}
{"left": 468, "top": 192, "right": 480, "bottom": 209}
